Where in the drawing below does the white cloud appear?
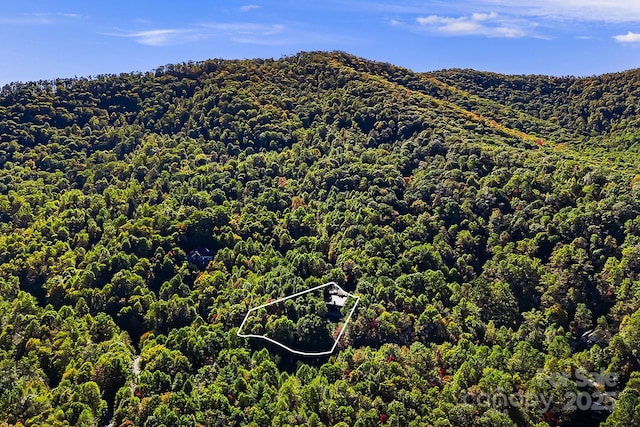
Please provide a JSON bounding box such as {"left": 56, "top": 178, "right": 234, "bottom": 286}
{"left": 106, "top": 29, "right": 206, "bottom": 46}
{"left": 471, "top": 12, "right": 498, "bottom": 22}
{"left": 0, "top": 12, "right": 84, "bottom": 25}
{"left": 613, "top": 31, "right": 640, "bottom": 42}
{"left": 132, "top": 29, "right": 196, "bottom": 46}
{"left": 489, "top": 0, "right": 640, "bottom": 23}
{"left": 372, "top": 0, "right": 640, "bottom": 26}
{"left": 416, "top": 16, "right": 450, "bottom": 26}
{"left": 417, "top": 12, "right": 527, "bottom": 38}
{"left": 240, "top": 5, "right": 260, "bottom": 12}
{"left": 0, "top": 16, "right": 52, "bottom": 24}
{"left": 386, "top": 1, "right": 640, "bottom": 41}
{"left": 106, "top": 23, "right": 286, "bottom": 47}
{"left": 32, "top": 12, "right": 83, "bottom": 19}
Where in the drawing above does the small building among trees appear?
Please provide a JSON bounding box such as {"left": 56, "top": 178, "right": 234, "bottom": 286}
{"left": 325, "top": 285, "right": 349, "bottom": 319}
{"left": 187, "top": 247, "right": 215, "bottom": 269}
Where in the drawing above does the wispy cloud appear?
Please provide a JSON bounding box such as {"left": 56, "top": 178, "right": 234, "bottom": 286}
{"left": 416, "top": 12, "right": 528, "bottom": 38}
{"left": 112, "top": 29, "right": 205, "bottom": 46}
{"left": 240, "top": 5, "right": 260, "bottom": 12}
{"left": 106, "top": 22, "right": 287, "bottom": 47}
{"left": 204, "top": 22, "right": 286, "bottom": 45}
{"left": 33, "top": 12, "right": 84, "bottom": 19}
{"left": 613, "top": 31, "right": 640, "bottom": 43}
{"left": 201, "top": 22, "right": 284, "bottom": 37}
{"left": 0, "top": 12, "right": 84, "bottom": 25}
{"left": 381, "top": 0, "right": 640, "bottom": 41}
{"left": 0, "top": 16, "right": 52, "bottom": 24}
{"left": 231, "top": 37, "right": 285, "bottom": 45}
{"left": 370, "top": 0, "right": 640, "bottom": 23}
{"left": 484, "top": 0, "right": 640, "bottom": 23}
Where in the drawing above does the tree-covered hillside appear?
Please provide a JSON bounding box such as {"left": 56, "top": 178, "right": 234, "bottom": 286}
{"left": 430, "top": 68, "right": 640, "bottom": 148}
{"left": 1, "top": 51, "right": 640, "bottom": 426}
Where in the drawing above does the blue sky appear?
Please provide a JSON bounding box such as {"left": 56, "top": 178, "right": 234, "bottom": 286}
{"left": 2, "top": 0, "right": 640, "bottom": 85}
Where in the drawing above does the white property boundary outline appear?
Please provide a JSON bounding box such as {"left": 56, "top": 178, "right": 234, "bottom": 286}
{"left": 237, "top": 282, "right": 360, "bottom": 356}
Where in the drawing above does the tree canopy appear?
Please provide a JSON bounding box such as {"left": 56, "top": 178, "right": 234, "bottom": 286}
{"left": 1, "top": 51, "right": 639, "bottom": 426}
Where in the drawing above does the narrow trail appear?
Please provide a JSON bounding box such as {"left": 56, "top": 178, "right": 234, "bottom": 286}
{"left": 106, "top": 355, "right": 140, "bottom": 427}
{"left": 130, "top": 355, "right": 141, "bottom": 395}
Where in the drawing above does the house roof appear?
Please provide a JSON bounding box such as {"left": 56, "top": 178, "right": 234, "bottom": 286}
{"left": 327, "top": 294, "right": 348, "bottom": 307}
{"left": 189, "top": 247, "right": 215, "bottom": 257}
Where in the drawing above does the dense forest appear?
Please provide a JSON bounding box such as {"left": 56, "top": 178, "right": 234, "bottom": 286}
{"left": 1, "top": 51, "right": 640, "bottom": 426}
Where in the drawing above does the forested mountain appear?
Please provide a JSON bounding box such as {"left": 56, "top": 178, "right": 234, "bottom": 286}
{"left": 430, "top": 68, "right": 640, "bottom": 146}
{"left": 1, "top": 51, "right": 640, "bottom": 426}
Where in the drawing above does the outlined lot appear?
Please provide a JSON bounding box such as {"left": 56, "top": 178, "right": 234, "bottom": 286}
{"left": 237, "top": 282, "right": 360, "bottom": 356}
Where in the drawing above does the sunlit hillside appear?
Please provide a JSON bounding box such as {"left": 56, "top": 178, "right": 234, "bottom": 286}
{"left": 1, "top": 51, "right": 639, "bottom": 426}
